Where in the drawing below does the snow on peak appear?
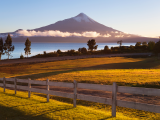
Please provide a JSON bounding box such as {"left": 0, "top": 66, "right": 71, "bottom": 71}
{"left": 73, "top": 13, "right": 96, "bottom": 23}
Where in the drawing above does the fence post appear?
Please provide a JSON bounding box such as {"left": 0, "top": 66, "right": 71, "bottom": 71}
{"left": 3, "top": 77, "right": 5, "bottom": 92}
{"left": 28, "top": 78, "right": 31, "bottom": 98}
{"left": 47, "top": 79, "right": 49, "bottom": 102}
{"left": 14, "top": 78, "right": 17, "bottom": 94}
{"left": 73, "top": 80, "right": 77, "bottom": 107}
{"left": 112, "top": 82, "right": 117, "bottom": 117}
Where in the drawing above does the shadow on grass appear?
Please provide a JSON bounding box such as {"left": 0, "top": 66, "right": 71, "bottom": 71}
{"left": 2, "top": 57, "right": 159, "bottom": 89}
{"left": 83, "top": 57, "right": 160, "bottom": 70}
{"left": 0, "top": 104, "right": 52, "bottom": 120}
{"left": 16, "top": 69, "right": 76, "bottom": 80}
{"left": 0, "top": 101, "right": 74, "bottom": 120}
{"left": 11, "top": 57, "right": 160, "bottom": 79}
{"left": 0, "top": 92, "right": 46, "bottom": 104}
{"left": 1, "top": 89, "right": 160, "bottom": 120}
{"left": 0, "top": 91, "right": 113, "bottom": 120}
{"left": 0, "top": 94, "right": 73, "bottom": 120}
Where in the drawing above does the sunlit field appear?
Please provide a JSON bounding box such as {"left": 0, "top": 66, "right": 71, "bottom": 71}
{"left": 0, "top": 57, "right": 160, "bottom": 119}
{"left": 0, "top": 88, "right": 160, "bottom": 120}
{"left": 0, "top": 57, "right": 160, "bottom": 88}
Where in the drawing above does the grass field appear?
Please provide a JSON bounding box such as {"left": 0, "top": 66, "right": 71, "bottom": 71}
{"left": 0, "top": 88, "right": 160, "bottom": 120}
{"left": 0, "top": 57, "right": 160, "bottom": 88}
{"left": 0, "top": 56, "right": 160, "bottom": 119}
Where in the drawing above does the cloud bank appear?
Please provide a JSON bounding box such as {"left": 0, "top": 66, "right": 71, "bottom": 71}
{"left": 15, "top": 30, "right": 111, "bottom": 38}
{"left": 0, "top": 30, "right": 132, "bottom": 38}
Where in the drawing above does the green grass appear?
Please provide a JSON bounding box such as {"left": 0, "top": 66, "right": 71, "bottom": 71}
{"left": 0, "top": 57, "right": 160, "bottom": 119}
{"left": 0, "top": 88, "right": 159, "bottom": 120}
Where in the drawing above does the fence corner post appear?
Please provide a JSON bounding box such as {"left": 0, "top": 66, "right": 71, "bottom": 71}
{"left": 14, "top": 77, "right": 17, "bottom": 94}
{"left": 3, "top": 77, "right": 5, "bottom": 92}
{"left": 112, "top": 82, "right": 117, "bottom": 117}
{"left": 47, "top": 79, "right": 49, "bottom": 102}
{"left": 28, "top": 78, "right": 31, "bottom": 98}
{"left": 73, "top": 80, "right": 77, "bottom": 107}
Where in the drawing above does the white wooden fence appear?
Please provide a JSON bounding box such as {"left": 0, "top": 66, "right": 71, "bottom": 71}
{"left": 0, "top": 77, "right": 160, "bottom": 117}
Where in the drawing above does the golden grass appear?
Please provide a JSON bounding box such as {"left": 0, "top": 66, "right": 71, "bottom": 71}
{"left": 0, "top": 88, "right": 159, "bottom": 120}
{"left": 0, "top": 57, "right": 160, "bottom": 119}
{"left": 0, "top": 57, "right": 160, "bottom": 88}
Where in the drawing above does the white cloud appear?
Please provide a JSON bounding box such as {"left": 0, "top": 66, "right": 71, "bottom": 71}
{"left": 143, "top": 35, "right": 159, "bottom": 38}
{"left": 115, "top": 35, "right": 124, "bottom": 38}
{"left": 103, "top": 34, "right": 111, "bottom": 37}
{"left": 124, "top": 32, "right": 129, "bottom": 34}
{"left": 81, "top": 31, "right": 100, "bottom": 37}
{"left": 15, "top": 30, "right": 112, "bottom": 38}
{"left": 110, "top": 31, "right": 119, "bottom": 34}
{"left": 17, "top": 30, "right": 73, "bottom": 37}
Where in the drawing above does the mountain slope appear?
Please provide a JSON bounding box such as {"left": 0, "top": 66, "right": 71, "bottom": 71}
{"left": 33, "top": 13, "right": 118, "bottom": 34}
{"left": 0, "top": 13, "right": 158, "bottom": 43}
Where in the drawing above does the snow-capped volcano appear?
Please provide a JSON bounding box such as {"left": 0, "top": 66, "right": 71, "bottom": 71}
{"left": 31, "top": 12, "right": 117, "bottom": 34}
{"left": 73, "top": 13, "right": 96, "bottom": 23}
{"left": 0, "top": 13, "right": 158, "bottom": 42}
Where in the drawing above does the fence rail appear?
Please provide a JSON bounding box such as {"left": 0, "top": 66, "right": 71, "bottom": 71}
{"left": 0, "top": 77, "right": 160, "bottom": 117}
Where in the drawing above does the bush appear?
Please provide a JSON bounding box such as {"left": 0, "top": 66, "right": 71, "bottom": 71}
{"left": 43, "top": 51, "right": 46, "bottom": 55}
{"left": 67, "top": 49, "right": 75, "bottom": 56}
{"left": 104, "top": 45, "right": 110, "bottom": 54}
{"left": 20, "top": 54, "right": 24, "bottom": 59}
{"left": 78, "top": 47, "right": 87, "bottom": 54}
{"left": 104, "top": 45, "right": 109, "bottom": 51}
{"left": 47, "top": 52, "right": 59, "bottom": 57}
{"left": 57, "top": 49, "right": 62, "bottom": 54}
{"left": 104, "top": 49, "right": 111, "bottom": 54}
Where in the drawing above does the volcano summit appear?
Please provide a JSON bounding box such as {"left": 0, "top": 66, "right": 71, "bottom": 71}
{"left": 0, "top": 13, "right": 157, "bottom": 43}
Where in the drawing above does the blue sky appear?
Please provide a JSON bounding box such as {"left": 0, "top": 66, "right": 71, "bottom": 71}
{"left": 0, "top": 0, "right": 160, "bottom": 38}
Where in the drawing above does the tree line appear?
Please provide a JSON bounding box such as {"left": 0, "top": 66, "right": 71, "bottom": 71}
{"left": 0, "top": 34, "right": 31, "bottom": 60}
{"left": 33, "top": 39, "right": 160, "bottom": 58}
{"left": 0, "top": 34, "right": 160, "bottom": 59}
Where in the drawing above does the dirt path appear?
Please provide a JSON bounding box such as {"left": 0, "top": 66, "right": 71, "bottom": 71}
{"left": 0, "top": 53, "right": 152, "bottom": 66}
{"left": 32, "top": 85, "right": 160, "bottom": 106}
